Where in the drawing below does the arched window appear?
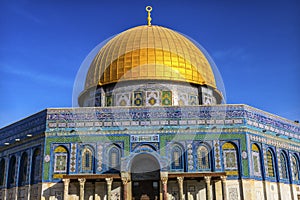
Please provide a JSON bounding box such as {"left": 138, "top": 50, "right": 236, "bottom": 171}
{"left": 108, "top": 146, "right": 120, "bottom": 171}
{"left": 54, "top": 146, "right": 68, "bottom": 173}
{"left": 0, "top": 159, "right": 5, "bottom": 186}
{"left": 222, "top": 142, "right": 238, "bottom": 176}
{"left": 18, "top": 152, "right": 28, "bottom": 186}
{"left": 280, "top": 152, "right": 288, "bottom": 179}
{"left": 266, "top": 149, "right": 275, "bottom": 178}
{"left": 197, "top": 145, "right": 210, "bottom": 170}
{"left": 251, "top": 144, "right": 261, "bottom": 176}
{"left": 7, "top": 156, "right": 16, "bottom": 187}
{"left": 171, "top": 145, "right": 184, "bottom": 170}
{"left": 31, "top": 148, "right": 41, "bottom": 184}
{"left": 291, "top": 155, "right": 300, "bottom": 181}
{"left": 82, "top": 146, "right": 94, "bottom": 172}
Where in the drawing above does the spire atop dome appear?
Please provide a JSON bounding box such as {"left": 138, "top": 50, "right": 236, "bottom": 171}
{"left": 146, "top": 6, "right": 152, "bottom": 26}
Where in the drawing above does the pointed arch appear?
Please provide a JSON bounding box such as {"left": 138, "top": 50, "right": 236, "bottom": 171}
{"left": 197, "top": 144, "right": 211, "bottom": 171}
{"left": 291, "top": 154, "right": 300, "bottom": 181}
{"left": 251, "top": 143, "right": 262, "bottom": 177}
{"left": 7, "top": 156, "right": 16, "bottom": 188}
{"left": 31, "top": 148, "right": 41, "bottom": 184}
{"left": 133, "top": 143, "right": 157, "bottom": 152}
{"left": 53, "top": 146, "right": 69, "bottom": 174}
{"left": 222, "top": 142, "right": 238, "bottom": 176}
{"left": 130, "top": 153, "right": 160, "bottom": 181}
{"left": 18, "top": 152, "right": 28, "bottom": 186}
{"left": 0, "top": 158, "right": 5, "bottom": 186}
{"left": 266, "top": 149, "right": 275, "bottom": 178}
{"left": 171, "top": 144, "right": 184, "bottom": 170}
{"left": 81, "top": 145, "right": 94, "bottom": 173}
{"left": 108, "top": 145, "right": 121, "bottom": 172}
{"left": 280, "top": 152, "right": 289, "bottom": 179}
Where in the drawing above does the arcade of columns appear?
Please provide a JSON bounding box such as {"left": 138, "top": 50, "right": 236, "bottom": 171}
{"left": 62, "top": 172, "right": 228, "bottom": 200}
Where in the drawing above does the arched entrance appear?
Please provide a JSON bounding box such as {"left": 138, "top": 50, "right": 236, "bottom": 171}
{"left": 131, "top": 153, "right": 160, "bottom": 200}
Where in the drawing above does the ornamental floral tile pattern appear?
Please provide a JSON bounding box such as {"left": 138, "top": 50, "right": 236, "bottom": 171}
{"left": 43, "top": 105, "right": 300, "bottom": 139}
{"left": 116, "top": 93, "right": 131, "bottom": 106}
{"left": 262, "top": 145, "right": 268, "bottom": 176}
{"left": 228, "top": 188, "right": 239, "bottom": 200}
{"left": 188, "top": 95, "right": 198, "bottom": 105}
{"left": 146, "top": 91, "right": 160, "bottom": 106}
{"left": 70, "top": 143, "right": 77, "bottom": 172}
{"left": 97, "top": 143, "right": 103, "bottom": 171}
{"left": 178, "top": 93, "right": 188, "bottom": 106}
{"left": 276, "top": 148, "right": 281, "bottom": 177}
{"left": 187, "top": 143, "right": 194, "bottom": 170}
{"left": 214, "top": 140, "right": 221, "bottom": 169}
{"left": 203, "top": 93, "right": 213, "bottom": 105}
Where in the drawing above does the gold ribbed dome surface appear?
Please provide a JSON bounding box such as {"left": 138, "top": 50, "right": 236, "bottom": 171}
{"left": 85, "top": 25, "right": 217, "bottom": 90}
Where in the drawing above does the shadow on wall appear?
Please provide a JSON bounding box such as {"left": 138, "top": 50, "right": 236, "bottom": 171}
{"left": 42, "top": 180, "right": 121, "bottom": 200}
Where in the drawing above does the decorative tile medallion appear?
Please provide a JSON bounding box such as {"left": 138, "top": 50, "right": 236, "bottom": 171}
{"left": 189, "top": 95, "right": 198, "bottom": 105}
{"left": 178, "top": 93, "right": 188, "bottom": 106}
{"left": 146, "top": 91, "right": 160, "bottom": 106}
{"left": 116, "top": 93, "right": 131, "bottom": 106}
{"left": 162, "top": 91, "right": 172, "bottom": 106}
{"left": 133, "top": 92, "right": 143, "bottom": 106}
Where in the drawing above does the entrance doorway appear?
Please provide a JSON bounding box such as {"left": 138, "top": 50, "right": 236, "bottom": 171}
{"left": 131, "top": 154, "right": 160, "bottom": 200}
{"left": 132, "top": 180, "right": 159, "bottom": 200}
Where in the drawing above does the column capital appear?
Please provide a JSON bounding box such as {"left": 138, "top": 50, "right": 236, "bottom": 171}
{"left": 204, "top": 176, "right": 212, "bottom": 200}
{"left": 106, "top": 177, "right": 113, "bottom": 200}
{"left": 204, "top": 176, "right": 211, "bottom": 183}
{"left": 177, "top": 176, "right": 184, "bottom": 184}
{"left": 63, "top": 178, "right": 70, "bottom": 184}
{"left": 161, "top": 176, "right": 168, "bottom": 185}
{"left": 220, "top": 176, "right": 227, "bottom": 182}
{"left": 121, "top": 177, "right": 130, "bottom": 185}
{"left": 78, "top": 178, "right": 86, "bottom": 185}
{"left": 105, "top": 177, "right": 113, "bottom": 185}
{"left": 63, "top": 178, "right": 70, "bottom": 200}
{"left": 121, "top": 172, "right": 130, "bottom": 185}
{"left": 78, "top": 178, "right": 86, "bottom": 200}
{"left": 177, "top": 177, "right": 184, "bottom": 200}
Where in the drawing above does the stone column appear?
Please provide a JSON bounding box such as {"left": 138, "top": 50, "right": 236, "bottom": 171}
{"left": 2, "top": 188, "right": 7, "bottom": 200}
{"left": 220, "top": 176, "right": 227, "bottom": 200}
{"left": 121, "top": 173, "right": 130, "bottom": 200}
{"left": 63, "top": 179, "right": 70, "bottom": 200}
{"left": 78, "top": 178, "right": 86, "bottom": 200}
{"left": 204, "top": 176, "right": 212, "bottom": 200}
{"left": 177, "top": 177, "right": 184, "bottom": 200}
{"left": 277, "top": 182, "right": 282, "bottom": 200}
{"left": 161, "top": 172, "right": 168, "bottom": 200}
{"left": 105, "top": 178, "right": 113, "bottom": 200}
{"left": 15, "top": 155, "right": 21, "bottom": 200}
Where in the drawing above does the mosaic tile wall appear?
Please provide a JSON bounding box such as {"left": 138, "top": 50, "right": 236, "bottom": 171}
{"left": 0, "top": 104, "right": 299, "bottom": 186}
{"left": 80, "top": 81, "right": 203, "bottom": 107}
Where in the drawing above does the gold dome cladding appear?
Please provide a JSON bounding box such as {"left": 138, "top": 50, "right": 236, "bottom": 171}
{"left": 85, "top": 25, "right": 217, "bottom": 90}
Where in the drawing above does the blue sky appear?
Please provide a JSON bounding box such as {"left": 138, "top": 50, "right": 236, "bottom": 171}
{"left": 0, "top": 0, "right": 299, "bottom": 127}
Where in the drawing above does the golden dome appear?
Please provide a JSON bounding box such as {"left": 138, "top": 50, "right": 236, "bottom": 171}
{"left": 85, "top": 25, "right": 217, "bottom": 90}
